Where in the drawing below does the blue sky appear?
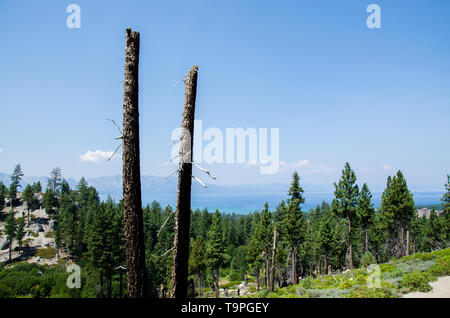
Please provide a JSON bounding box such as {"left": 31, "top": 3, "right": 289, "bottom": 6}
{"left": 0, "top": 0, "right": 449, "bottom": 190}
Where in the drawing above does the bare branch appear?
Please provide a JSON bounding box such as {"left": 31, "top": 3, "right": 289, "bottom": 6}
{"left": 107, "top": 143, "right": 122, "bottom": 162}
{"left": 157, "top": 209, "right": 175, "bottom": 238}
{"left": 192, "top": 175, "right": 207, "bottom": 189}
{"left": 193, "top": 163, "right": 216, "bottom": 180}
{"left": 161, "top": 170, "right": 178, "bottom": 182}
{"left": 106, "top": 118, "right": 123, "bottom": 135}
{"left": 161, "top": 246, "right": 175, "bottom": 257}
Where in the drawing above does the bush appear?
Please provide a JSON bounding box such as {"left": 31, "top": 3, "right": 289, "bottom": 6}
{"left": 27, "top": 231, "right": 39, "bottom": 238}
{"left": 400, "top": 271, "right": 434, "bottom": 293}
{"left": 361, "top": 252, "right": 376, "bottom": 267}
{"left": 44, "top": 231, "right": 54, "bottom": 238}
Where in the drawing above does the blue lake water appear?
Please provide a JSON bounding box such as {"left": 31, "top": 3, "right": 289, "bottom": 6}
{"left": 99, "top": 191, "right": 444, "bottom": 214}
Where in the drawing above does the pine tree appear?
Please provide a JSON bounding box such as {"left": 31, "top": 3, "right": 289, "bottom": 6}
{"left": 43, "top": 188, "right": 57, "bottom": 218}
{"left": 48, "top": 167, "right": 62, "bottom": 194}
{"left": 189, "top": 237, "right": 207, "bottom": 297}
{"left": 7, "top": 183, "right": 17, "bottom": 206}
{"left": 253, "top": 203, "right": 272, "bottom": 288}
{"left": 22, "top": 184, "right": 34, "bottom": 226}
{"left": 32, "top": 181, "right": 42, "bottom": 193}
{"left": 380, "top": 171, "right": 415, "bottom": 257}
{"left": 16, "top": 217, "right": 25, "bottom": 253}
{"left": 442, "top": 175, "right": 450, "bottom": 214}
{"left": 281, "top": 171, "right": 306, "bottom": 284}
{"left": 10, "top": 164, "right": 24, "bottom": 190}
{"left": 331, "top": 162, "right": 359, "bottom": 269}
{"left": 4, "top": 209, "right": 17, "bottom": 261}
{"left": 357, "top": 183, "right": 375, "bottom": 253}
{"left": 0, "top": 182, "right": 6, "bottom": 211}
{"left": 317, "top": 208, "right": 337, "bottom": 274}
{"left": 206, "top": 210, "right": 225, "bottom": 297}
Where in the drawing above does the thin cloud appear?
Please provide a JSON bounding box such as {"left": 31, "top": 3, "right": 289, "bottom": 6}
{"left": 382, "top": 165, "right": 393, "bottom": 171}
{"left": 0, "top": 148, "right": 3, "bottom": 153}
{"left": 280, "top": 160, "right": 336, "bottom": 174}
{"left": 79, "top": 150, "right": 115, "bottom": 163}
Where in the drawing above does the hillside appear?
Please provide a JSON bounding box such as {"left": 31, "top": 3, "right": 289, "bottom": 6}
{"left": 242, "top": 248, "right": 450, "bottom": 298}
{"left": 0, "top": 193, "right": 59, "bottom": 265}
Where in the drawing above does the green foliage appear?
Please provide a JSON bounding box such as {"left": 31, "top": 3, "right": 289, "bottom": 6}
{"left": 35, "top": 247, "right": 57, "bottom": 259}
{"left": 0, "top": 181, "right": 7, "bottom": 210}
{"left": 361, "top": 251, "right": 376, "bottom": 267}
{"left": 400, "top": 271, "right": 434, "bottom": 293}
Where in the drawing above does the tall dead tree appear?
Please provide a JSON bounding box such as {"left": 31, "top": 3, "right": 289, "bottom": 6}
{"left": 171, "top": 66, "right": 199, "bottom": 299}
{"left": 122, "top": 27, "right": 146, "bottom": 298}
{"left": 269, "top": 226, "right": 277, "bottom": 292}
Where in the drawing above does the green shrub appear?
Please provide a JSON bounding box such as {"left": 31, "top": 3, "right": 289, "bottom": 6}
{"left": 361, "top": 252, "right": 376, "bottom": 267}
{"left": 380, "top": 263, "right": 396, "bottom": 273}
{"left": 44, "top": 231, "right": 54, "bottom": 238}
{"left": 27, "top": 231, "right": 39, "bottom": 238}
{"left": 400, "top": 271, "right": 434, "bottom": 293}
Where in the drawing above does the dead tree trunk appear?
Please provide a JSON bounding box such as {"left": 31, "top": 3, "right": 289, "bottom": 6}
{"left": 122, "top": 27, "right": 146, "bottom": 298}
{"left": 269, "top": 226, "right": 277, "bottom": 292}
{"left": 406, "top": 230, "right": 410, "bottom": 256}
{"left": 171, "top": 66, "right": 199, "bottom": 299}
{"left": 348, "top": 219, "right": 354, "bottom": 269}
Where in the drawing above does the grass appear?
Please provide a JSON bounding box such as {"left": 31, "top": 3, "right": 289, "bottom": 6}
{"left": 35, "top": 247, "right": 56, "bottom": 259}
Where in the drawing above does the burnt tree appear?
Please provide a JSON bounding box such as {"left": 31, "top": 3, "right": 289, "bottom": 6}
{"left": 171, "top": 66, "right": 199, "bottom": 299}
{"left": 122, "top": 27, "right": 146, "bottom": 298}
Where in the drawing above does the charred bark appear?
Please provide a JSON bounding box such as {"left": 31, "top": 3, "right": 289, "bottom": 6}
{"left": 171, "top": 66, "right": 199, "bottom": 299}
{"left": 122, "top": 27, "right": 146, "bottom": 298}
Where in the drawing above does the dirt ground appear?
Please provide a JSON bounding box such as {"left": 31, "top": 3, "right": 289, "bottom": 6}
{"left": 403, "top": 276, "right": 450, "bottom": 298}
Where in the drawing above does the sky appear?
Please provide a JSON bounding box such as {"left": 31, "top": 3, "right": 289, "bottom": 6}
{"left": 0, "top": 0, "right": 449, "bottom": 190}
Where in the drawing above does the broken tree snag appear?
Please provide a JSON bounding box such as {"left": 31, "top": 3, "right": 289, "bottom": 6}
{"left": 122, "top": 27, "right": 146, "bottom": 298}
{"left": 171, "top": 65, "right": 199, "bottom": 299}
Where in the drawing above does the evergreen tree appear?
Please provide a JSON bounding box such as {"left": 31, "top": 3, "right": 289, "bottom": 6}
{"left": 16, "top": 217, "right": 25, "bottom": 253}
{"left": 317, "top": 208, "right": 338, "bottom": 274}
{"left": 331, "top": 162, "right": 359, "bottom": 269}
{"left": 442, "top": 175, "right": 450, "bottom": 214}
{"left": 380, "top": 171, "right": 415, "bottom": 257}
{"left": 22, "top": 184, "right": 34, "bottom": 226}
{"left": 189, "top": 236, "right": 207, "bottom": 297}
{"left": 8, "top": 183, "right": 17, "bottom": 206}
{"left": 43, "top": 188, "right": 57, "bottom": 218}
{"left": 281, "top": 171, "right": 305, "bottom": 284}
{"left": 48, "top": 167, "right": 62, "bottom": 194}
{"left": 0, "top": 181, "right": 6, "bottom": 211}
{"left": 32, "top": 181, "right": 42, "bottom": 193}
{"left": 10, "top": 164, "right": 24, "bottom": 190}
{"left": 357, "top": 183, "right": 375, "bottom": 253}
{"left": 4, "top": 209, "right": 17, "bottom": 261}
{"left": 253, "top": 203, "right": 272, "bottom": 287}
{"left": 206, "top": 210, "right": 225, "bottom": 297}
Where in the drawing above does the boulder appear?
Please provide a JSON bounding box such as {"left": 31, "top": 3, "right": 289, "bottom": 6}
{"left": 0, "top": 238, "right": 9, "bottom": 250}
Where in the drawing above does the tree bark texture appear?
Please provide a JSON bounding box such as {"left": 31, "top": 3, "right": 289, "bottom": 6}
{"left": 171, "top": 66, "right": 199, "bottom": 299}
{"left": 122, "top": 27, "right": 146, "bottom": 298}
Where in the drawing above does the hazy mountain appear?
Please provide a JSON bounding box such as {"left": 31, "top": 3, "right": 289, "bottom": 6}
{"left": 0, "top": 173, "right": 443, "bottom": 214}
